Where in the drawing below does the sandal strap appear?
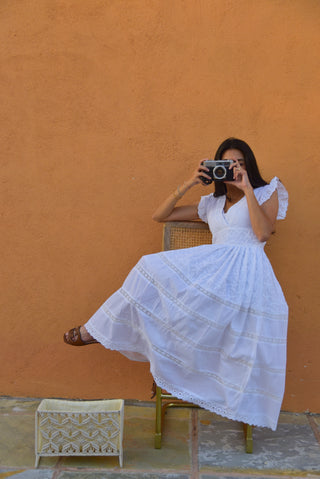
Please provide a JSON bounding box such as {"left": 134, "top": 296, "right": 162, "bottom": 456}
{"left": 65, "top": 326, "right": 84, "bottom": 345}
{"left": 64, "top": 326, "right": 98, "bottom": 346}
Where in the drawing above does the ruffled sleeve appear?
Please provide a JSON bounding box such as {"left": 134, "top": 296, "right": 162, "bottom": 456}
{"left": 255, "top": 177, "right": 288, "bottom": 220}
{"left": 198, "top": 194, "right": 214, "bottom": 223}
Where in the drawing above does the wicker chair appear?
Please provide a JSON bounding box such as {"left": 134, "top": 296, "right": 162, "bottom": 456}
{"left": 154, "top": 221, "right": 253, "bottom": 453}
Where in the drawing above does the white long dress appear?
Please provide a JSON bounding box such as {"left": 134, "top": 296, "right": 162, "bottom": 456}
{"left": 85, "top": 177, "right": 289, "bottom": 430}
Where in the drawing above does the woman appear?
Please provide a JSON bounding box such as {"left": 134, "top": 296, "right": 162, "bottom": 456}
{"left": 64, "top": 138, "right": 288, "bottom": 431}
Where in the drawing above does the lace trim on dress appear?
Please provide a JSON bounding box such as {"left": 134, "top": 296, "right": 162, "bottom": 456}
{"left": 102, "top": 286, "right": 285, "bottom": 375}
{"left": 100, "top": 287, "right": 285, "bottom": 374}
{"left": 89, "top": 301, "right": 250, "bottom": 392}
{"left": 119, "top": 289, "right": 252, "bottom": 362}
{"left": 85, "top": 321, "right": 145, "bottom": 354}
{"left": 153, "top": 342, "right": 284, "bottom": 399}
{"left": 256, "top": 177, "right": 288, "bottom": 220}
{"left": 87, "top": 311, "right": 284, "bottom": 400}
{"left": 87, "top": 317, "right": 283, "bottom": 429}
{"left": 101, "top": 303, "right": 129, "bottom": 324}
{"left": 152, "top": 373, "right": 279, "bottom": 430}
{"left": 136, "top": 262, "right": 287, "bottom": 344}
{"left": 151, "top": 343, "right": 246, "bottom": 392}
{"left": 160, "top": 253, "right": 287, "bottom": 323}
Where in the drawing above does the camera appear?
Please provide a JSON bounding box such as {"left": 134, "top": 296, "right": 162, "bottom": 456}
{"left": 200, "top": 160, "right": 234, "bottom": 184}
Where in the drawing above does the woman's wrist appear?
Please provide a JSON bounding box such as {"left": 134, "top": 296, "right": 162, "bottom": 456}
{"left": 173, "top": 185, "right": 183, "bottom": 199}
{"left": 244, "top": 184, "right": 254, "bottom": 196}
{"left": 173, "top": 180, "right": 190, "bottom": 199}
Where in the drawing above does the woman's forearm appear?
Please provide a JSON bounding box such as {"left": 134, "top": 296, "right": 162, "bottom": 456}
{"left": 152, "top": 179, "right": 195, "bottom": 222}
{"left": 244, "top": 187, "right": 277, "bottom": 242}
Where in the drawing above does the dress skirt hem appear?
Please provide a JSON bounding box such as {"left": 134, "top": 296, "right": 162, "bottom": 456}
{"left": 85, "top": 319, "right": 280, "bottom": 431}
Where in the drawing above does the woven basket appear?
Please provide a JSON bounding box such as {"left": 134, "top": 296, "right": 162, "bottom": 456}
{"left": 35, "top": 399, "right": 124, "bottom": 467}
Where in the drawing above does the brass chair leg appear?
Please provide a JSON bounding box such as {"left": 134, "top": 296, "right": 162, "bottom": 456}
{"left": 155, "top": 383, "right": 254, "bottom": 453}
{"left": 243, "top": 423, "right": 253, "bottom": 453}
{"left": 155, "top": 386, "right": 162, "bottom": 448}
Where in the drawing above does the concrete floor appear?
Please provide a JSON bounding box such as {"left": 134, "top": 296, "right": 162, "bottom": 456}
{"left": 0, "top": 397, "right": 319, "bottom": 479}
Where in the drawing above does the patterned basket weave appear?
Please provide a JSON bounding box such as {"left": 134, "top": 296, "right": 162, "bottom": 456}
{"left": 163, "top": 221, "right": 212, "bottom": 251}
{"left": 35, "top": 399, "right": 124, "bottom": 467}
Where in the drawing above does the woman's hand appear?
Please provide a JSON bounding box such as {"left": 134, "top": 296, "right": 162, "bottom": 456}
{"left": 186, "top": 159, "right": 212, "bottom": 187}
{"left": 225, "top": 160, "right": 252, "bottom": 192}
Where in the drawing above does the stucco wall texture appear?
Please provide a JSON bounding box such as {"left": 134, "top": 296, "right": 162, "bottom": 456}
{"left": 1, "top": 0, "right": 319, "bottom": 413}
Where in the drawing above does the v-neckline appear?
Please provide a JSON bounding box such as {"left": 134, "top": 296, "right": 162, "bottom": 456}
{"left": 223, "top": 195, "right": 245, "bottom": 215}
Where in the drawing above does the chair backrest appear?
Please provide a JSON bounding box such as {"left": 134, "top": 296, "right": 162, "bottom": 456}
{"left": 162, "top": 221, "right": 212, "bottom": 251}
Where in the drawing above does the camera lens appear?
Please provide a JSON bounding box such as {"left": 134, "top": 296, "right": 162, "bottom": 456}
{"left": 213, "top": 166, "right": 226, "bottom": 179}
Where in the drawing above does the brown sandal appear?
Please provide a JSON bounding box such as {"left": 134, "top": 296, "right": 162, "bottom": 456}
{"left": 63, "top": 326, "right": 98, "bottom": 346}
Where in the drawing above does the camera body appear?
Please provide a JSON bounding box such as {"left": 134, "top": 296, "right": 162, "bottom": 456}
{"left": 200, "top": 159, "right": 234, "bottom": 184}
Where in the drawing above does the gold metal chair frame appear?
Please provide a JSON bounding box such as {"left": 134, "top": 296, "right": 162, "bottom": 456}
{"left": 154, "top": 221, "right": 253, "bottom": 453}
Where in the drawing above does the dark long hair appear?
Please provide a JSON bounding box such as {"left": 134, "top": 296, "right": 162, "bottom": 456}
{"left": 213, "top": 138, "right": 268, "bottom": 197}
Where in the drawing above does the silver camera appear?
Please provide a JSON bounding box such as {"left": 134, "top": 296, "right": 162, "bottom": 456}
{"left": 200, "top": 160, "right": 234, "bottom": 184}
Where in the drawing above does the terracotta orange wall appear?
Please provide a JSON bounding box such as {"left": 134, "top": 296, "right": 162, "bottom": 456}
{"left": 1, "top": 0, "right": 319, "bottom": 413}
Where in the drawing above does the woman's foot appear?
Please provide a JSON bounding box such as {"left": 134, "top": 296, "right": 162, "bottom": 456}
{"left": 63, "top": 326, "right": 98, "bottom": 346}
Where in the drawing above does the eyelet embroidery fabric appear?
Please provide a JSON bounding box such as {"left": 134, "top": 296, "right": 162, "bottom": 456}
{"left": 85, "top": 177, "right": 289, "bottom": 431}
{"left": 257, "top": 177, "right": 288, "bottom": 219}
